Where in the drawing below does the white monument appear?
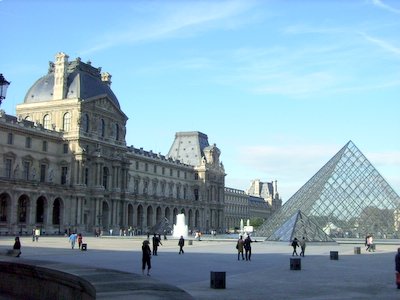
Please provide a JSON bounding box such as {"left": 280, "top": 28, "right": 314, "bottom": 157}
{"left": 173, "top": 213, "right": 188, "bottom": 238}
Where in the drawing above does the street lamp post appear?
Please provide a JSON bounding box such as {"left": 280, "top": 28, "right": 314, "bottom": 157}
{"left": 0, "top": 74, "right": 11, "bottom": 106}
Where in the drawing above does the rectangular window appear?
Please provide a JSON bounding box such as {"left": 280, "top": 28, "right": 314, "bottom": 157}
{"left": 145, "top": 163, "right": 148, "bottom": 172}
{"left": 194, "top": 189, "right": 199, "bottom": 201}
{"left": 7, "top": 133, "right": 13, "bottom": 145}
{"left": 40, "top": 164, "right": 46, "bottom": 183}
{"left": 153, "top": 165, "right": 157, "bottom": 173}
{"left": 63, "top": 144, "right": 68, "bottom": 154}
{"left": 25, "top": 137, "right": 32, "bottom": 148}
{"left": 61, "top": 166, "right": 68, "bottom": 184}
{"left": 170, "top": 169, "right": 173, "bottom": 176}
{"left": 42, "top": 141, "right": 48, "bottom": 152}
{"left": 5, "top": 159, "right": 12, "bottom": 178}
{"left": 84, "top": 168, "right": 89, "bottom": 185}
{"left": 135, "top": 161, "right": 139, "bottom": 170}
{"left": 162, "top": 167, "right": 165, "bottom": 175}
{"left": 177, "top": 170, "right": 180, "bottom": 178}
{"left": 23, "top": 161, "right": 30, "bottom": 180}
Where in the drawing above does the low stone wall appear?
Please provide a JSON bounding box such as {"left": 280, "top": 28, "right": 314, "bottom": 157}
{"left": 0, "top": 258, "right": 193, "bottom": 299}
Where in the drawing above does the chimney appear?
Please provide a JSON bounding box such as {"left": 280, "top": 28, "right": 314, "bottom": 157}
{"left": 254, "top": 179, "right": 260, "bottom": 197}
{"left": 273, "top": 180, "right": 278, "bottom": 198}
{"left": 53, "top": 52, "right": 69, "bottom": 100}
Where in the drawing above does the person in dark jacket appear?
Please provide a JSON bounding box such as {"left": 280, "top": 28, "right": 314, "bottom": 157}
{"left": 395, "top": 248, "right": 400, "bottom": 289}
{"left": 142, "top": 240, "right": 151, "bottom": 276}
{"left": 291, "top": 238, "right": 299, "bottom": 256}
{"left": 13, "top": 236, "right": 21, "bottom": 257}
{"left": 244, "top": 235, "right": 253, "bottom": 261}
{"left": 178, "top": 236, "right": 185, "bottom": 254}
{"left": 152, "top": 234, "right": 162, "bottom": 255}
{"left": 236, "top": 235, "right": 245, "bottom": 261}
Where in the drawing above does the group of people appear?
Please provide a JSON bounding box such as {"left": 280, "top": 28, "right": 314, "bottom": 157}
{"left": 68, "top": 232, "right": 83, "bottom": 249}
{"left": 141, "top": 235, "right": 186, "bottom": 276}
{"left": 291, "top": 237, "right": 306, "bottom": 257}
{"left": 32, "top": 228, "right": 40, "bottom": 242}
{"left": 236, "top": 235, "right": 254, "bottom": 261}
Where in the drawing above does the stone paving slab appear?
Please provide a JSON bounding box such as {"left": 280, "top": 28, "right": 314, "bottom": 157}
{"left": 1, "top": 236, "right": 399, "bottom": 299}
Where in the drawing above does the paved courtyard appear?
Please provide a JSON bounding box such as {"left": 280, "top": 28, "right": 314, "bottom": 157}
{"left": 1, "top": 235, "right": 399, "bottom": 299}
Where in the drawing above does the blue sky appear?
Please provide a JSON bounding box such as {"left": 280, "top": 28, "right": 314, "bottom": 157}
{"left": 1, "top": 0, "right": 399, "bottom": 201}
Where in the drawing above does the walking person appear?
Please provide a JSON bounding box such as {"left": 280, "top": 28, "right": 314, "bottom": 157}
{"left": 291, "top": 237, "right": 299, "bottom": 256}
{"left": 299, "top": 237, "right": 306, "bottom": 257}
{"left": 236, "top": 235, "right": 245, "bottom": 260}
{"left": 178, "top": 235, "right": 185, "bottom": 254}
{"left": 366, "top": 235, "right": 374, "bottom": 252}
{"left": 142, "top": 240, "right": 151, "bottom": 276}
{"left": 244, "top": 235, "right": 253, "bottom": 261}
{"left": 35, "top": 228, "right": 40, "bottom": 241}
{"left": 152, "top": 234, "right": 162, "bottom": 255}
{"left": 77, "top": 233, "right": 83, "bottom": 250}
{"left": 13, "top": 236, "right": 22, "bottom": 257}
{"left": 395, "top": 248, "right": 400, "bottom": 289}
{"left": 69, "top": 232, "right": 77, "bottom": 249}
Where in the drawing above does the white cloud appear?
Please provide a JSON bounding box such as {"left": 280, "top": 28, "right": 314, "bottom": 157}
{"left": 80, "top": 0, "right": 256, "bottom": 55}
{"left": 371, "top": 0, "right": 400, "bottom": 14}
{"left": 359, "top": 32, "right": 400, "bottom": 56}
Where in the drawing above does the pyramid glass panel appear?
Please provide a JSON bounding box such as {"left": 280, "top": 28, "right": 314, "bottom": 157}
{"left": 258, "top": 141, "right": 400, "bottom": 240}
{"left": 269, "top": 210, "right": 335, "bottom": 242}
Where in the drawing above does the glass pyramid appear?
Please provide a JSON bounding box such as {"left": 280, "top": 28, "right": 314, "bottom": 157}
{"left": 269, "top": 210, "right": 335, "bottom": 242}
{"left": 258, "top": 141, "right": 400, "bottom": 241}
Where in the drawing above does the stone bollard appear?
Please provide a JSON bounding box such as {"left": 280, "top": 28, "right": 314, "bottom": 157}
{"left": 354, "top": 246, "right": 361, "bottom": 254}
{"left": 290, "top": 258, "right": 301, "bottom": 270}
{"left": 188, "top": 240, "right": 193, "bottom": 246}
{"left": 210, "top": 271, "right": 226, "bottom": 289}
{"left": 330, "top": 251, "right": 339, "bottom": 260}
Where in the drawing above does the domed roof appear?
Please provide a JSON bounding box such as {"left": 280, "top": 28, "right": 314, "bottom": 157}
{"left": 24, "top": 57, "right": 120, "bottom": 108}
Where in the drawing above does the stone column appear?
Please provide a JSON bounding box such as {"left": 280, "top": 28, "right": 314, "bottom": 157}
{"left": 77, "top": 197, "right": 82, "bottom": 226}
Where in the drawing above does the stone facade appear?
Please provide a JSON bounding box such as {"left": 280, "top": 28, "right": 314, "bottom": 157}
{"left": 0, "top": 53, "right": 225, "bottom": 236}
{"left": 224, "top": 184, "right": 280, "bottom": 232}
{"left": 224, "top": 187, "right": 249, "bottom": 231}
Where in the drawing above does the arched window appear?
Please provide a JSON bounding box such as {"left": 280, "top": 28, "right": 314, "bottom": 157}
{"left": 18, "top": 197, "right": 28, "bottom": 223}
{"left": 0, "top": 196, "right": 7, "bottom": 222}
{"left": 43, "top": 114, "right": 51, "bottom": 130}
{"left": 83, "top": 114, "right": 89, "bottom": 133}
{"left": 63, "top": 112, "right": 71, "bottom": 132}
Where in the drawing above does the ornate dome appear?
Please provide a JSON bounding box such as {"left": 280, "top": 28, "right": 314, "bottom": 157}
{"left": 24, "top": 54, "right": 120, "bottom": 108}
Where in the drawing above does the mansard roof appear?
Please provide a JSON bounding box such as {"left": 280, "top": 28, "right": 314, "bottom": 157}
{"left": 24, "top": 58, "right": 120, "bottom": 108}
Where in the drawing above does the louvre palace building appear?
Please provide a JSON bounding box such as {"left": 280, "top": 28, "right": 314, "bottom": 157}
{"left": 0, "top": 52, "right": 280, "bottom": 236}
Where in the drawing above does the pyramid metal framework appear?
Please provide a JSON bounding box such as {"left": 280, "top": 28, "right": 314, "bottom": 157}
{"left": 149, "top": 217, "right": 172, "bottom": 234}
{"left": 258, "top": 141, "right": 400, "bottom": 240}
{"left": 268, "top": 210, "right": 335, "bottom": 242}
